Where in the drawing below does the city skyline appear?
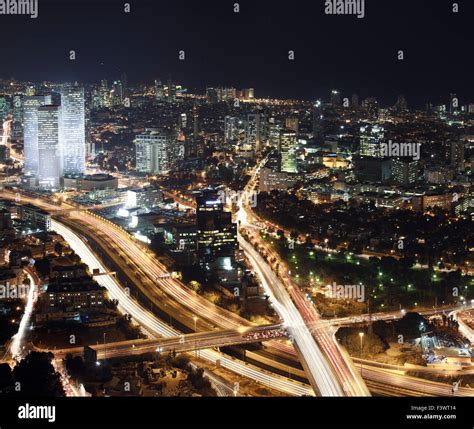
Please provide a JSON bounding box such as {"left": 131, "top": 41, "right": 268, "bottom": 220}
{"left": 0, "top": 0, "right": 472, "bottom": 106}
{"left": 0, "top": 1, "right": 472, "bottom": 427}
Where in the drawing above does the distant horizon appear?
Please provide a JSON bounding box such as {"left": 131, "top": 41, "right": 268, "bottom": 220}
{"left": 0, "top": 77, "right": 470, "bottom": 110}
{"left": 0, "top": 0, "right": 471, "bottom": 108}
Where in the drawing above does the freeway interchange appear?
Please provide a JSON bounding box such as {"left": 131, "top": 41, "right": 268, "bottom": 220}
{"left": 2, "top": 185, "right": 473, "bottom": 397}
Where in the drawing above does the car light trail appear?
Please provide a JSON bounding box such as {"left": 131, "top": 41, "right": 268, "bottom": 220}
{"left": 10, "top": 273, "right": 37, "bottom": 361}
{"left": 51, "top": 219, "right": 313, "bottom": 396}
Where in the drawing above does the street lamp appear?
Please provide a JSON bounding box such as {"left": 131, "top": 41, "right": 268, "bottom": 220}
{"left": 359, "top": 332, "right": 364, "bottom": 376}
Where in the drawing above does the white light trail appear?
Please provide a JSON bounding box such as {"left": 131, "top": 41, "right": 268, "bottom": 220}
{"left": 10, "top": 273, "right": 37, "bottom": 361}
{"left": 51, "top": 219, "right": 313, "bottom": 396}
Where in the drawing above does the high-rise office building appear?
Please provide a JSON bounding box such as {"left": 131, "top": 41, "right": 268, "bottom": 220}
{"left": 359, "top": 125, "right": 385, "bottom": 157}
{"left": 179, "top": 113, "right": 187, "bottom": 130}
{"left": 11, "top": 95, "right": 23, "bottom": 141}
{"left": 279, "top": 130, "right": 298, "bottom": 173}
{"left": 219, "top": 87, "right": 236, "bottom": 102}
{"left": 85, "top": 106, "right": 92, "bottom": 160}
{"left": 330, "top": 90, "right": 341, "bottom": 106}
{"left": 285, "top": 117, "right": 299, "bottom": 135}
{"left": 224, "top": 116, "right": 245, "bottom": 143}
{"left": 394, "top": 95, "right": 408, "bottom": 112}
{"left": 135, "top": 129, "right": 173, "bottom": 174}
{"left": 23, "top": 95, "right": 52, "bottom": 175}
{"left": 392, "top": 158, "right": 419, "bottom": 186}
{"left": 167, "top": 77, "right": 176, "bottom": 102}
{"left": 25, "top": 85, "right": 35, "bottom": 96}
{"left": 450, "top": 140, "right": 465, "bottom": 172}
{"left": 312, "top": 100, "right": 325, "bottom": 144}
{"left": 111, "top": 80, "right": 123, "bottom": 106}
{"left": 120, "top": 72, "right": 128, "bottom": 99}
{"left": 206, "top": 87, "right": 218, "bottom": 104}
{"left": 362, "top": 97, "right": 379, "bottom": 119}
{"left": 246, "top": 114, "right": 264, "bottom": 152}
{"left": 0, "top": 97, "right": 9, "bottom": 123}
{"left": 92, "top": 89, "right": 102, "bottom": 110}
{"left": 37, "top": 105, "right": 61, "bottom": 188}
{"left": 155, "top": 79, "right": 165, "bottom": 101}
{"left": 126, "top": 186, "right": 163, "bottom": 209}
{"left": 195, "top": 190, "right": 238, "bottom": 275}
{"left": 243, "top": 88, "right": 254, "bottom": 100}
{"left": 60, "top": 84, "right": 85, "bottom": 176}
{"left": 100, "top": 79, "right": 110, "bottom": 108}
{"left": 449, "top": 93, "right": 458, "bottom": 115}
{"left": 268, "top": 120, "right": 282, "bottom": 148}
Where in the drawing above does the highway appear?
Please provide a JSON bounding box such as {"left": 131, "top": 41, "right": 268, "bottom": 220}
{"left": 453, "top": 308, "right": 474, "bottom": 343}
{"left": 4, "top": 187, "right": 468, "bottom": 397}
{"left": 361, "top": 365, "right": 474, "bottom": 397}
{"left": 58, "top": 212, "right": 297, "bottom": 365}
{"left": 9, "top": 271, "right": 38, "bottom": 361}
{"left": 240, "top": 237, "right": 344, "bottom": 395}
{"left": 50, "top": 218, "right": 313, "bottom": 396}
{"left": 0, "top": 189, "right": 295, "bottom": 354}
{"left": 239, "top": 160, "right": 370, "bottom": 397}
{"left": 37, "top": 324, "right": 286, "bottom": 360}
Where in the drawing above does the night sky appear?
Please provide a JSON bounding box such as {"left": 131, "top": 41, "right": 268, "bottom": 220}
{"left": 1, "top": 0, "right": 472, "bottom": 106}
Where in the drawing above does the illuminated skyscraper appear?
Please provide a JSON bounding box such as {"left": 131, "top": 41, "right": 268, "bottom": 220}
{"left": 23, "top": 95, "right": 52, "bottom": 175}
{"left": 330, "top": 90, "right": 341, "bottom": 106}
{"left": 279, "top": 129, "right": 298, "bottom": 173}
{"left": 37, "top": 105, "right": 61, "bottom": 188}
{"left": 392, "top": 158, "right": 419, "bottom": 186}
{"left": 246, "top": 114, "right": 264, "bottom": 152}
{"left": 285, "top": 117, "right": 299, "bottom": 134}
{"left": 100, "top": 79, "right": 110, "bottom": 108}
{"left": 312, "top": 100, "right": 325, "bottom": 144}
{"left": 167, "top": 77, "right": 176, "bottom": 102}
{"left": 112, "top": 80, "right": 123, "bottom": 106}
{"left": 0, "top": 97, "right": 9, "bottom": 123}
{"left": 450, "top": 140, "right": 465, "bottom": 173}
{"left": 135, "top": 129, "right": 172, "bottom": 174}
{"left": 11, "top": 95, "right": 23, "bottom": 141}
{"left": 25, "top": 85, "right": 35, "bottom": 96}
{"left": 394, "top": 95, "right": 408, "bottom": 112}
{"left": 155, "top": 79, "right": 165, "bottom": 101}
{"left": 60, "top": 84, "right": 85, "bottom": 176}
{"left": 224, "top": 116, "right": 245, "bottom": 144}
{"left": 359, "top": 125, "right": 385, "bottom": 157}
{"left": 120, "top": 72, "right": 128, "bottom": 99}
{"left": 195, "top": 190, "right": 238, "bottom": 281}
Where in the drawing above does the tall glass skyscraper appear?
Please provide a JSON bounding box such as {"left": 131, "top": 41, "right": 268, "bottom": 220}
{"left": 38, "top": 105, "right": 61, "bottom": 188}
{"left": 23, "top": 95, "right": 52, "bottom": 175}
{"left": 135, "top": 129, "right": 172, "bottom": 174}
{"left": 60, "top": 84, "right": 85, "bottom": 176}
{"left": 279, "top": 130, "right": 298, "bottom": 173}
{"left": 359, "top": 125, "right": 385, "bottom": 158}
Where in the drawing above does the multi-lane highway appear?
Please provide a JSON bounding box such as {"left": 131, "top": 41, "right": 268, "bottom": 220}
{"left": 37, "top": 324, "right": 286, "bottom": 360}
{"left": 50, "top": 218, "right": 313, "bottom": 396}
{"left": 239, "top": 160, "right": 370, "bottom": 397}
{"left": 3, "top": 185, "right": 470, "bottom": 398}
